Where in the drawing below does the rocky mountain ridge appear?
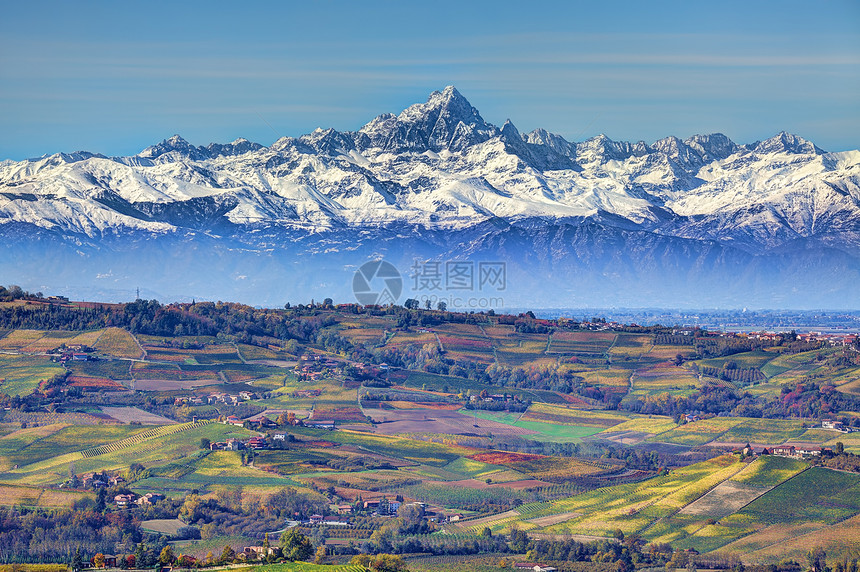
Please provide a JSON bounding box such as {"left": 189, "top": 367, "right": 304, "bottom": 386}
{"left": 1, "top": 86, "right": 858, "bottom": 307}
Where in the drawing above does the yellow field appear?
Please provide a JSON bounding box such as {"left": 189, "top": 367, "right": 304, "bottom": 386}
{"left": 18, "top": 331, "right": 78, "bottom": 352}
{"left": 0, "top": 565, "right": 70, "bottom": 572}
{"left": 734, "top": 514, "right": 860, "bottom": 563}
{"left": 0, "top": 484, "right": 87, "bottom": 508}
{"left": 608, "top": 415, "right": 678, "bottom": 435}
{"left": 647, "top": 345, "right": 698, "bottom": 359}
{"left": 651, "top": 417, "right": 746, "bottom": 446}
{"left": 578, "top": 369, "right": 631, "bottom": 388}
{"left": 95, "top": 327, "right": 143, "bottom": 358}
{"left": 4, "top": 423, "right": 247, "bottom": 486}
{"left": 386, "top": 331, "right": 436, "bottom": 346}
{"left": 0, "top": 330, "right": 45, "bottom": 350}
{"left": 609, "top": 335, "right": 654, "bottom": 357}
{"left": 65, "top": 330, "right": 105, "bottom": 347}
{"left": 534, "top": 456, "right": 742, "bottom": 538}
{"left": 824, "top": 431, "right": 860, "bottom": 453}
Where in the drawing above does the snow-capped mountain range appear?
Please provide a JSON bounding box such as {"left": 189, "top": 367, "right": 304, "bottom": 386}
{"left": 2, "top": 86, "right": 859, "bottom": 308}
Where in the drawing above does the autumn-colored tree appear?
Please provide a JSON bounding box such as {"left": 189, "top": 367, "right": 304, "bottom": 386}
{"left": 93, "top": 554, "right": 105, "bottom": 569}
{"left": 200, "top": 522, "right": 217, "bottom": 539}
{"left": 159, "top": 545, "right": 176, "bottom": 565}
{"left": 314, "top": 546, "right": 327, "bottom": 565}
{"left": 219, "top": 546, "right": 236, "bottom": 565}
{"left": 808, "top": 547, "right": 827, "bottom": 572}
{"left": 350, "top": 554, "right": 409, "bottom": 572}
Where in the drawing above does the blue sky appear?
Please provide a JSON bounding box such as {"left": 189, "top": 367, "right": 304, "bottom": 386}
{"left": 1, "top": 0, "right": 858, "bottom": 159}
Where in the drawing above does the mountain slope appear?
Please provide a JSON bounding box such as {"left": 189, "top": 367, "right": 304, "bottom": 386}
{"left": 1, "top": 87, "right": 858, "bottom": 308}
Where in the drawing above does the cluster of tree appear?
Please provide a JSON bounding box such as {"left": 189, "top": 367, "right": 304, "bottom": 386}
{"left": 0, "top": 285, "right": 42, "bottom": 302}
{"left": 620, "top": 378, "right": 860, "bottom": 421}
{"left": 654, "top": 334, "right": 696, "bottom": 346}
{"left": 697, "top": 363, "right": 766, "bottom": 384}
{"left": 813, "top": 443, "right": 860, "bottom": 473}
{"left": 516, "top": 528, "right": 673, "bottom": 571}
{"left": 690, "top": 332, "right": 824, "bottom": 359}
{"left": 362, "top": 503, "right": 437, "bottom": 551}
{"left": 621, "top": 383, "right": 746, "bottom": 417}
{"left": 764, "top": 382, "right": 860, "bottom": 420}
{"left": 179, "top": 487, "right": 328, "bottom": 540}
{"left": 483, "top": 362, "right": 588, "bottom": 395}
{"left": 0, "top": 298, "right": 335, "bottom": 345}
{"left": 0, "top": 507, "right": 140, "bottom": 563}
{"left": 463, "top": 397, "right": 531, "bottom": 413}
{"left": 349, "top": 553, "right": 409, "bottom": 572}
{"left": 80, "top": 528, "right": 320, "bottom": 570}
{"left": 364, "top": 530, "right": 509, "bottom": 557}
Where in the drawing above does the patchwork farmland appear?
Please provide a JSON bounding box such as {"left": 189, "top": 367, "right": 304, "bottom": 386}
{"left": 0, "top": 300, "right": 858, "bottom": 568}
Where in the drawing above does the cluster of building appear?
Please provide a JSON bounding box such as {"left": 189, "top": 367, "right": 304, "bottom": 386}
{"left": 209, "top": 435, "right": 269, "bottom": 451}
{"left": 359, "top": 499, "right": 403, "bottom": 516}
{"left": 470, "top": 393, "right": 511, "bottom": 403}
{"left": 304, "top": 514, "right": 350, "bottom": 526}
{"left": 59, "top": 472, "right": 126, "bottom": 489}
{"left": 113, "top": 492, "right": 165, "bottom": 508}
{"left": 297, "top": 353, "right": 342, "bottom": 381}
{"left": 822, "top": 419, "right": 858, "bottom": 433}
{"left": 514, "top": 563, "right": 557, "bottom": 572}
{"left": 742, "top": 444, "right": 831, "bottom": 458}
{"left": 49, "top": 344, "right": 95, "bottom": 363}
{"left": 745, "top": 331, "right": 859, "bottom": 346}
{"left": 173, "top": 391, "right": 258, "bottom": 407}
{"left": 222, "top": 414, "right": 279, "bottom": 429}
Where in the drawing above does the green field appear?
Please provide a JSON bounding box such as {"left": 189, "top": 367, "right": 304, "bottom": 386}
{"left": 460, "top": 455, "right": 745, "bottom": 537}
{"left": 697, "top": 350, "right": 776, "bottom": 371}
{"left": 2, "top": 422, "right": 252, "bottom": 486}
{"left": 458, "top": 409, "right": 604, "bottom": 442}
{"left": 450, "top": 454, "right": 855, "bottom": 558}
{"left": 284, "top": 427, "right": 471, "bottom": 468}
{"left": 719, "top": 418, "right": 807, "bottom": 444}
{"left": 735, "top": 467, "right": 860, "bottom": 525}
{"left": 730, "top": 455, "right": 807, "bottom": 488}
{"left": 0, "top": 424, "right": 150, "bottom": 470}
{"left": 1, "top": 311, "right": 860, "bottom": 567}
{"left": 650, "top": 417, "right": 745, "bottom": 446}
{"left": 67, "top": 359, "right": 134, "bottom": 380}
{"left": 0, "top": 354, "right": 65, "bottom": 396}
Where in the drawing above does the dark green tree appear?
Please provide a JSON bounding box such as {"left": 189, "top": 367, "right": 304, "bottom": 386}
{"left": 280, "top": 529, "right": 313, "bottom": 561}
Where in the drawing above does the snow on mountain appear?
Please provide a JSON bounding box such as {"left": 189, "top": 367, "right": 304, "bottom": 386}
{"left": 1, "top": 86, "right": 858, "bottom": 307}
{"left": 2, "top": 86, "right": 857, "bottom": 249}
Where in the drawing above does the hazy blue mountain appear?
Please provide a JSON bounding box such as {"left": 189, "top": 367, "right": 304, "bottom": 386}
{"left": 1, "top": 86, "right": 858, "bottom": 308}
